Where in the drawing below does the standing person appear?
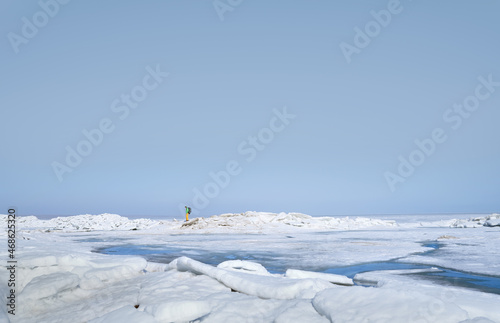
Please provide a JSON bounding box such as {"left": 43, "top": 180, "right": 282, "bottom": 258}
{"left": 185, "top": 206, "right": 191, "bottom": 221}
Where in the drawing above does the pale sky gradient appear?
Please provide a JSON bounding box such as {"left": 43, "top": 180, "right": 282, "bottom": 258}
{"left": 1, "top": 0, "right": 499, "bottom": 217}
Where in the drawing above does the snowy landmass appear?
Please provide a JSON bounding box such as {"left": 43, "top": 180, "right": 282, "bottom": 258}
{"left": 450, "top": 213, "right": 500, "bottom": 228}
{"left": 1, "top": 211, "right": 398, "bottom": 233}
{"left": 180, "top": 211, "right": 398, "bottom": 232}
{"left": 1, "top": 212, "right": 499, "bottom": 322}
{"left": 6, "top": 213, "right": 163, "bottom": 232}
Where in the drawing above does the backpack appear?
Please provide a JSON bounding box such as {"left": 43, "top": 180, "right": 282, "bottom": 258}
{"left": 187, "top": 207, "right": 191, "bottom": 214}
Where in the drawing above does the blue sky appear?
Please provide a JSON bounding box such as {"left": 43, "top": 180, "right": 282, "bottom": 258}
{"left": 1, "top": 0, "right": 499, "bottom": 217}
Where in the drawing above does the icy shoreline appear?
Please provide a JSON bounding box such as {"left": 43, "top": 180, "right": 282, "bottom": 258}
{"left": 1, "top": 212, "right": 499, "bottom": 322}
{"left": 6, "top": 211, "right": 497, "bottom": 234}
{"left": 2, "top": 211, "right": 401, "bottom": 233}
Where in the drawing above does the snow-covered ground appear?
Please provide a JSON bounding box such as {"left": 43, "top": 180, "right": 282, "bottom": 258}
{"left": 1, "top": 212, "right": 499, "bottom": 322}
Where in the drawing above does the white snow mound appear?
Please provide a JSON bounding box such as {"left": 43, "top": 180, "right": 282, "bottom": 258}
{"left": 286, "top": 269, "right": 354, "bottom": 286}
{"left": 0, "top": 213, "right": 162, "bottom": 232}
{"left": 172, "top": 256, "right": 336, "bottom": 299}
{"left": 0, "top": 211, "right": 398, "bottom": 233}
{"left": 181, "top": 211, "right": 396, "bottom": 231}
{"left": 451, "top": 213, "right": 500, "bottom": 228}
{"left": 217, "top": 260, "right": 272, "bottom": 276}
{"left": 312, "top": 287, "right": 469, "bottom": 322}
{"left": 20, "top": 272, "right": 80, "bottom": 301}
{"left": 144, "top": 300, "right": 211, "bottom": 322}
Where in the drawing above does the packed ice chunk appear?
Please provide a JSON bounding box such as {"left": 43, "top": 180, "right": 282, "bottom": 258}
{"left": 172, "top": 257, "right": 334, "bottom": 299}
{"left": 285, "top": 269, "right": 353, "bottom": 286}
{"left": 89, "top": 305, "right": 158, "bottom": 323}
{"left": 0, "top": 211, "right": 399, "bottom": 234}
{"left": 180, "top": 211, "right": 397, "bottom": 231}
{"left": 484, "top": 219, "right": 500, "bottom": 227}
{"left": 197, "top": 292, "right": 286, "bottom": 322}
{"left": 451, "top": 213, "right": 500, "bottom": 228}
{"left": 6, "top": 213, "right": 164, "bottom": 232}
{"left": 138, "top": 270, "right": 230, "bottom": 307}
{"left": 312, "top": 286, "right": 469, "bottom": 322}
{"left": 144, "top": 262, "right": 169, "bottom": 273}
{"left": 354, "top": 268, "right": 442, "bottom": 287}
{"left": 217, "top": 260, "right": 272, "bottom": 276}
{"left": 20, "top": 272, "right": 80, "bottom": 301}
{"left": 273, "top": 300, "right": 330, "bottom": 323}
{"left": 199, "top": 294, "right": 328, "bottom": 323}
{"left": 144, "top": 300, "right": 211, "bottom": 322}
{"left": 80, "top": 265, "right": 140, "bottom": 290}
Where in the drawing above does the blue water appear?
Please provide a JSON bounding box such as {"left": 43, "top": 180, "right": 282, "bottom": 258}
{"left": 95, "top": 240, "right": 500, "bottom": 295}
{"left": 324, "top": 262, "right": 430, "bottom": 278}
{"left": 324, "top": 261, "right": 500, "bottom": 294}
{"left": 99, "top": 244, "right": 285, "bottom": 272}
